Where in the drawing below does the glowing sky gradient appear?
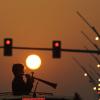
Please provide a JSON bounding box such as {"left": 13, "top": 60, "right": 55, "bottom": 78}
{"left": 0, "top": 0, "right": 100, "bottom": 100}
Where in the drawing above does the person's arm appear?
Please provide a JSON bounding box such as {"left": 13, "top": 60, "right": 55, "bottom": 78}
{"left": 25, "top": 74, "right": 34, "bottom": 94}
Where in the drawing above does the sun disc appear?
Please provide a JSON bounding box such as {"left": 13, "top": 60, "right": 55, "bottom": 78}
{"left": 26, "top": 54, "right": 41, "bottom": 70}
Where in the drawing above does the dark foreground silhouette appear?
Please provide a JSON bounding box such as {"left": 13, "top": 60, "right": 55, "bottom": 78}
{"left": 12, "top": 63, "right": 34, "bottom": 96}
{"left": 73, "top": 92, "right": 82, "bottom": 100}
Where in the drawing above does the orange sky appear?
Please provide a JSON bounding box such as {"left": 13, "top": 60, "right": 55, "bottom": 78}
{"left": 0, "top": 0, "right": 100, "bottom": 100}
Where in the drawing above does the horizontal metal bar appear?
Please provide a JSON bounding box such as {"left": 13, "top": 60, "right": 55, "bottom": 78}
{"left": 13, "top": 47, "right": 100, "bottom": 54}
{"left": 0, "top": 46, "right": 100, "bottom": 54}
{"left": 0, "top": 46, "right": 3, "bottom": 48}
{"left": 62, "top": 48, "right": 100, "bottom": 54}
{"left": 13, "top": 46, "right": 52, "bottom": 51}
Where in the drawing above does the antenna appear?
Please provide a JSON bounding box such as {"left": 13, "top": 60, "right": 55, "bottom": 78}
{"left": 76, "top": 11, "right": 100, "bottom": 39}
{"left": 72, "top": 57, "right": 96, "bottom": 85}
{"left": 84, "top": 46, "right": 100, "bottom": 64}
{"left": 89, "top": 64, "right": 100, "bottom": 77}
{"left": 90, "top": 54, "right": 100, "bottom": 64}
{"left": 81, "top": 31, "right": 100, "bottom": 50}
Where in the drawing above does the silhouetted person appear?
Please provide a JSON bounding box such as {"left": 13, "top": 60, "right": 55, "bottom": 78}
{"left": 12, "top": 63, "right": 34, "bottom": 95}
{"left": 73, "top": 92, "right": 82, "bottom": 100}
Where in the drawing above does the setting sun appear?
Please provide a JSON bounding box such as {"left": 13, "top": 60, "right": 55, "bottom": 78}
{"left": 26, "top": 54, "right": 41, "bottom": 71}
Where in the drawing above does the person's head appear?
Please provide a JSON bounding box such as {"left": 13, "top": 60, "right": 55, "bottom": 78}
{"left": 74, "top": 92, "right": 81, "bottom": 98}
{"left": 12, "top": 63, "right": 24, "bottom": 77}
